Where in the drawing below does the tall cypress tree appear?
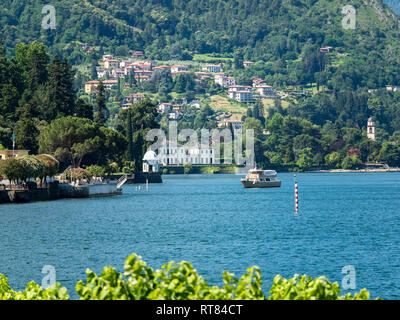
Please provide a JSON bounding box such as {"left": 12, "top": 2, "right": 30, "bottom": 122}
{"left": 254, "top": 100, "right": 265, "bottom": 126}
{"left": 129, "top": 71, "right": 136, "bottom": 88}
{"left": 133, "top": 130, "right": 144, "bottom": 173}
{"left": 95, "top": 81, "right": 107, "bottom": 126}
{"left": 0, "top": 34, "right": 5, "bottom": 57}
{"left": 126, "top": 109, "right": 134, "bottom": 161}
{"left": 90, "top": 59, "right": 98, "bottom": 80}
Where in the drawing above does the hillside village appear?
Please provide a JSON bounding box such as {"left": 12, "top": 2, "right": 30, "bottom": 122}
{"left": 82, "top": 49, "right": 285, "bottom": 129}
{"left": 82, "top": 46, "right": 400, "bottom": 131}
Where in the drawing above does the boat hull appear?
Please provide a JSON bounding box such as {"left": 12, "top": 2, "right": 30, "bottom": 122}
{"left": 241, "top": 180, "right": 281, "bottom": 188}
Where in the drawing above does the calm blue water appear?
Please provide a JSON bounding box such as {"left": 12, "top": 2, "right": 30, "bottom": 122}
{"left": 1, "top": 173, "right": 400, "bottom": 299}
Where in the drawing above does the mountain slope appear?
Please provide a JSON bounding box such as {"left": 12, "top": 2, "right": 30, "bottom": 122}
{"left": 1, "top": 0, "right": 400, "bottom": 89}
{"left": 1, "top": 0, "right": 399, "bottom": 58}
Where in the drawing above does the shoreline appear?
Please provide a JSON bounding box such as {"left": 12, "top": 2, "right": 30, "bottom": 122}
{"left": 305, "top": 168, "right": 400, "bottom": 173}
{"left": 162, "top": 167, "right": 400, "bottom": 175}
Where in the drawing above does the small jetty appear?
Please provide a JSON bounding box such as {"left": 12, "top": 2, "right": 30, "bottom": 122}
{"left": 0, "top": 149, "right": 164, "bottom": 204}
{"left": 0, "top": 175, "right": 132, "bottom": 204}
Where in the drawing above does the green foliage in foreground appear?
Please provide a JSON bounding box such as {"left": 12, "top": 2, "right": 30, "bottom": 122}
{"left": 0, "top": 274, "right": 69, "bottom": 300}
{"left": 0, "top": 254, "right": 374, "bottom": 300}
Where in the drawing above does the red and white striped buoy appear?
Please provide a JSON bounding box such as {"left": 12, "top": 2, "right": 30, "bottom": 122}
{"left": 294, "top": 175, "right": 299, "bottom": 214}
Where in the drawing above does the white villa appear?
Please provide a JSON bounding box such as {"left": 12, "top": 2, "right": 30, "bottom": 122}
{"left": 228, "top": 86, "right": 253, "bottom": 102}
{"left": 215, "top": 73, "right": 236, "bottom": 87}
{"left": 157, "top": 141, "right": 216, "bottom": 166}
{"left": 202, "top": 64, "right": 222, "bottom": 73}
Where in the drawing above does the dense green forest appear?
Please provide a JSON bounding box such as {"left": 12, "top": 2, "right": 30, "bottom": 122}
{"left": 2, "top": 0, "right": 400, "bottom": 90}
{"left": 1, "top": 0, "right": 400, "bottom": 85}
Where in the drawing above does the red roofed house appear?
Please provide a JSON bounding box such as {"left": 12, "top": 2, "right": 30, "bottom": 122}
{"left": 215, "top": 73, "right": 236, "bottom": 86}
{"left": 153, "top": 65, "right": 172, "bottom": 71}
{"left": 320, "top": 46, "right": 333, "bottom": 53}
{"left": 132, "top": 51, "right": 144, "bottom": 59}
{"left": 85, "top": 80, "right": 118, "bottom": 94}
{"left": 255, "top": 85, "right": 276, "bottom": 97}
{"left": 171, "top": 65, "right": 189, "bottom": 76}
{"left": 102, "top": 79, "right": 119, "bottom": 89}
{"left": 252, "top": 78, "right": 267, "bottom": 87}
{"left": 85, "top": 81, "right": 100, "bottom": 94}
{"left": 132, "top": 61, "right": 152, "bottom": 71}
{"left": 125, "top": 93, "right": 146, "bottom": 103}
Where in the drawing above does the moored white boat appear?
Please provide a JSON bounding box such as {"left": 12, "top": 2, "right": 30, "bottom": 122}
{"left": 241, "top": 168, "right": 281, "bottom": 188}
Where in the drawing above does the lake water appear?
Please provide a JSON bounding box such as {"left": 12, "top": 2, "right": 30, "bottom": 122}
{"left": 1, "top": 173, "right": 400, "bottom": 299}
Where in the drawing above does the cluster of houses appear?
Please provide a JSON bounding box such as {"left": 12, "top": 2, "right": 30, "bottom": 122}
{"left": 227, "top": 78, "right": 277, "bottom": 102}
{"left": 83, "top": 53, "right": 278, "bottom": 129}
{"left": 84, "top": 55, "right": 230, "bottom": 95}
{"left": 84, "top": 53, "right": 278, "bottom": 103}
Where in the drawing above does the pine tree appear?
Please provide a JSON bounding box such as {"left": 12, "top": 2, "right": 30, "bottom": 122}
{"left": 0, "top": 35, "right": 22, "bottom": 122}
{"left": 14, "top": 42, "right": 49, "bottom": 97}
{"left": 27, "top": 43, "right": 50, "bottom": 95}
{"left": 41, "top": 55, "right": 76, "bottom": 121}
